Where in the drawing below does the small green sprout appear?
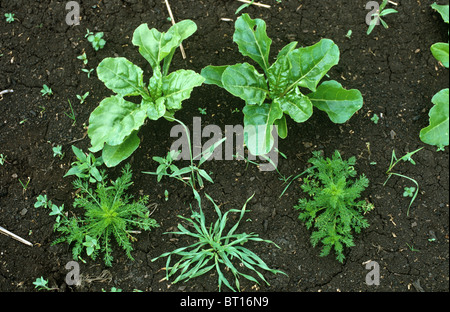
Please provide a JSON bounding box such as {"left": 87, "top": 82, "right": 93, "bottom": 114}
{"left": 367, "top": 0, "right": 398, "bottom": 35}
{"left": 346, "top": 30, "right": 353, "bottom": 39}
{"left": 34, "top": 194, "right": 50, "bottom": 209}
{"left": 403, "top": 187, "right": 416, "bottom": 198}
{"left": 52, "top": 145, "right": 64, "bottom": 159}
{"left": 87, "top": 32, "right": 106, "bottom": 51}
{"left": 33, "top": 277, "right": 58, "bottom": 291}
{"left": 371, "top": 114, "right": 380, "bottom": 124}
{"left": 164, "top": 189, "right": 169, "bottom": 201}
{"left": 198, "top": 107, "right": 207, "bottom": 115}
{"left": 65, "top": 100, "right": 76, "bottom": 126}
{"left": 77, "top": 52, "right": 88, "bottom": 65}
{"left": 83, "top": 235, "right": 99, "bottom": 256}
{"left": 82, "top": 68, "right": 94, "bottom": 78}
{"left": 0, "top": 154, "right": 6, "bottom": 165}
{"left": 76, "top": 91, "right": 90, "bottom": 104}
{"left": 5, "top": 13, "right": 15, "bottom": 23}
{"left": 40, "top": 84, "right": 53, "bottom": 97}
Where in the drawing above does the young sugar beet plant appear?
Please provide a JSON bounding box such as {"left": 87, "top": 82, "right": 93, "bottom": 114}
{"left": 201, "top": 14, "right": 363, "bottom": 156}
{"left": 294, "top": 151, "right": 374, "bottom": 263}
{"left": 88, "top": 20, "right": 204, "bottom": 167}
{"left": 420, "top": 3, "right": 449, "bottom": 151}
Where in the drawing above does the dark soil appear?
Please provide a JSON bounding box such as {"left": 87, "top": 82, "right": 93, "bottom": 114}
{"left": 0, "top": 0, "right": 448, "bottom": 293}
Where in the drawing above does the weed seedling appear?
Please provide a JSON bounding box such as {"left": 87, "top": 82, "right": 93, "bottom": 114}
{"left": 294, "top": 151, "right": 373, "bottom": 263}
{"left": 371, "top": 114, "right": 380, "bottom": 124}
{"left": 52, "top": 145, "right": 64, "bottom": 159}
{"left": 0, "top": 154, "right": 6, "bottom": 165}
{"left": 403, "top": 187, "right": 416, "bottom": 198}
{"left": 34, "top": 194, "right": 50, "bottom": 209}
{"left": 19, "top": 177, "right": 31, "bottom": 193}
{"left": 64, "top": 145, "right": 104, "bottom": 183}
{"left": 384, "top": 148, "right": 423, "bottom": 216}
{"left": 40, "top": 84, "right": 53, "bottom": 97}
{"left": 5, "top": 13, "right": 15, "bottom": 23}
{"left": 367, "top": 0, "right": 398, "bottom": 35}
{"left": 81, "top": 68, "right": 94, "bottom": 78}
{"left": 77, "top": 52, "right": 88, "bottom": 65}
{"left": 87, "top": 32, "right": 106, "bottom": 51}
{"left": 65, "top": 100, "right": 76, "bottom": 126}
{"left": 76, "top": 91, "right": 90, "bottom": 104}
{"left": 33, "top": 277, "right": 58, "bottom": 291}
{"left": 198, "top": 107, "right": 207, "bottom": 115}
{"left": 152, "top": 193, "right": 287, "bottom": 292}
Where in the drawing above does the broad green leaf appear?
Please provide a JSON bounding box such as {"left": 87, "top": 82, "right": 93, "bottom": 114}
{"left": 420, "top": 88, "right": 449, "bottom": 148}
{"left": 267, "top": 41, "right": 298, "bottom": 97}
{"left": 102, "top": 131, "right": 141, "bottom": 167}
{"left": 233, "top": 14, "right": 272, "bottom": 73}
{"left": 431, "top": 42, "right": 449, "bottom": 68}
{"left": 307, "top": 80, "right": 363, "bottom": 124}
{"left": 146, "top": 97, "right": 166, "bottom": 120}
{"left": 285, "top": 39, "right": 340, "bottom": 93}
{"left": 431, "top": 2, "right": 449, "bottom": 23}
{"left": 201, "top": 65, "right": 230, "bottom": 88}
{"left": 274, "top": 116, "right": 288, "bottom": 139}
{"left": 132, "top": 21, "right": 197, "bottom": 70}
{"left": 243, "top": 101, "right": 283, "bottom": 155}
{"left": 88, "top": 96, "right": 149, "bottom": 153}
{"left": 162, "top": 69, "right": 205, "bottom": 111}
{"left": 275, "top": 91, "right": 313, "bottom": 123}
{"left": 149, "top": 66, "right": 163, "bottom": 99}
{"left": 222, "top": 63, "right": 268, "bottom": 105}
{"left": 97, "top": 57, "right": 146, "bottom": 97}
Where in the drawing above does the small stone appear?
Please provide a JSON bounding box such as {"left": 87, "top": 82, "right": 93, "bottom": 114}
{"left": 20, "top": 208, "right": 28, "bottom": 216}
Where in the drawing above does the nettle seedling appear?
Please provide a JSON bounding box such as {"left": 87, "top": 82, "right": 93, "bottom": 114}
{"left": 88, "top": 20, "right": 204, "bottom": 167}
{"left": 294, "top": 150, "right": 374, "bottom": 263}
{"left": 367, "top": 0, "right": 398, "bottom": 35}
{"left": 202, "top": 14, "right": 363, "bottom": 156}
{"left": 5, "top": 13, "right": 15, "bottom": 23}
{"left": 86, "top": 30, "right": 106, "bottom": 51}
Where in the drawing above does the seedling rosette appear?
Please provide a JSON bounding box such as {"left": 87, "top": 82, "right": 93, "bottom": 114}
{"left": 202, "top": 14, "right": 363, "bottom": 156}
{"left": 88, "top": 20, "right": 204, "bottom": 167}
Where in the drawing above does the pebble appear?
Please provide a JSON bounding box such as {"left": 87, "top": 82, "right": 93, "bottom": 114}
{"left": 20, "top": 208, "right": 28, "bottom": 216}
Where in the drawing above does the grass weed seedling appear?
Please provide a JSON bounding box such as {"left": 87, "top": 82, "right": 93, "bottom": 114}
{"left": 65, "top": 100, "right": 76, "bottom": 126}
{"left": 294, "top": 150, "right": 374, "bottom": 263}
{"left": 152, "top": 193, "right": 287, "bottom": 292}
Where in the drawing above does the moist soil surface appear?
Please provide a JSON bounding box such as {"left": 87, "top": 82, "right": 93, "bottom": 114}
{"left": 0, "top": 0, "right": 449, "bottom": 292}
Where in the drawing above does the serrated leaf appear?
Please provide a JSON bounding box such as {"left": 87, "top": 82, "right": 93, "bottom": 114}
{"left": 162, "top": 69, "right": 205, "bottom": 111}
{"left": 243, "top": 101, "right": 283, "bottom": 155}
{"left": 222, "top": 63, "right": 268, "bottom": 105}
{"left": 102, "top": 131, "right": 140, "bottom": 167}
{"left": 97, "top": 57, "right": 146, "bottom": 97}
{"left": 307, "top": 80, "right": 363, "bottom": 124}
{"left": 285, "top": 39, "right": 340, "bottom": 93}
{"left": 88, "top": 96, "right": 149, "bottom": 153}
{"left": 420, "top": 88, "right": 449, "bottom": 148}
{"left": 233, "top": 14, "right": 272, "bottom": 73}
{"left": 431, "top": 42, "right": 449, "bottom": 68}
